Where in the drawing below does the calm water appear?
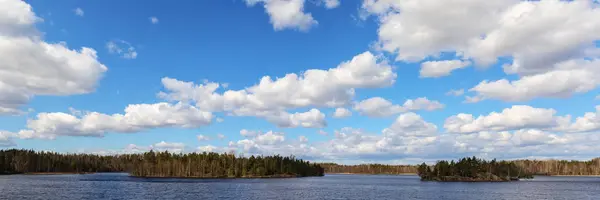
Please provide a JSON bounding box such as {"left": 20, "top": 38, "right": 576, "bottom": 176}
{"left": 1, "top": 173, "right": 599, "bottom": 200}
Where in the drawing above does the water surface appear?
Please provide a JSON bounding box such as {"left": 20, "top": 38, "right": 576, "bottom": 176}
{"left": 1, "top": 173, "right": 599, "bottom": 199}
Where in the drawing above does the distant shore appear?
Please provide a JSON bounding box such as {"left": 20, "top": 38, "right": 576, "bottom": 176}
{"left": 327, "top": 173, "right": 600, "bottom": 177}
{"left": 131, "top": 174, "right": 305, "bottom": 179}
{"left": 25, "top": 172, "right": 96, "bottom": 175}
{"left": 326, "top": 172, "right": 416, "bottom": 175}
{"left": 542, "top": 175, "right": 600, "bottom": 177}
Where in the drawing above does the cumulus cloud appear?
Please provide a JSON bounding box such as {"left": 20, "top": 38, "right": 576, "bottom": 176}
{"left": 469, "top": 59, "right": 600, "bottom": 102}
{"left": 444, "top": 105, "right": 568, "bottom": 134}
{"left": 444, "top": 104, "right": 600, "bottom": 135}
{"left": 0, "top": 131, "right": 16, "bottom": 146}
{"left": 245, "top": 0, "right": 317, "bottom": 31}
{"left": 353, "top": 97, "right": 444, "bottom": 117}
{"left": 67, "top": 109, "right": 600, "bottom": 163}
{"left": 560, "top": 106, "right": 600, "bottom": 133}
{"left": 16, "top": 102, "right": 213, "bottom": 140}
{"left": 332, "top": 108, "right": 352, "bottom": 118}
{"left": 158, "top": 51, "right": 394, "bottom": 127}
{"left": 0, "top": 0, "right": 107, "bottom": 115}
{"left": 364, "top": 0, "right": 600, "bottom": 101}
{"left": 420, "top": 60, "right": 471, "bottom": 78}
{"left": 151, "top": 141, "right": 186, "bottom": 153}
{"left": 263, "top": 109, "right": 327, "bottom": 128}
{"left": 106, "top": 40, "right": 138, "bottom": 59}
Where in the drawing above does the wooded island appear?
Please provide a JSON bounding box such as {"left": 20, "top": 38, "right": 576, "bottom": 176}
{"left": 0, "top": 149, "right": 324, "bottom": 178}
{"left": 417, "top": 157, "right": 533, "bottom": 182}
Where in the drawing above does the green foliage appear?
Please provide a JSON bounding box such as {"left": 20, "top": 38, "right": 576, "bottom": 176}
{"left": 320, "top": 163, "right": 416, "bottom": 174}
{"left": 0, "top": 149, "right": 324, "bottom": 178}
{"left": 417, "top": 157, "right": 533, "bottom": 182}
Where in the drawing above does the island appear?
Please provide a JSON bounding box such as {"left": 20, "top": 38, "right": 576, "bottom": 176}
{"left": 417, "top": 156, "right": 533, "bottom": 182}
{"left": 0, "top": 149, "right": 324, "bottom": 178}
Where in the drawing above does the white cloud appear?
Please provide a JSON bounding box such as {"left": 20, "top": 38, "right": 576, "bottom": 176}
{"left": 74, "top": 8, "right": 84, "bottom": 17}
{"left": 365, "top": 0, "right": 516, "bottom": 61}
{"left": 149, "top": 16, "right": 159, "bottom": 24}
{"left": 159, "top": 51, "right": 394, "bottom": 127}
{"left": 321, "top": 0, "right": 340, "bottom": 9}
{"left": 216, "top": 117, "right": 224, "bottom": 123}
{"left": 332, "top": 108, "right": 352, "bottom": 118}
{"left": 0, "top": 0, "right": 107, "bottom": 115}
{"left": 444, "top": 104, "right": 600, "bottom": 135}
{"left": 354, "top": 97, "right": 444, "bottom": 117}
{"left": 245, "top": 0, "right": 317, "bottom": 31}
{"left": 151, "top": 141, "right": 186, "bottom": 153}
{"left": 50, "top": 110, "right": 600, "bottom": 163}
{"left": 106, "top": 40, "right": 137, "bottom": 59}
{"left": 0, "top": 131, "right": 16, "bottom": 146}
{"left": 255, "top": 131, "right": 285, "bottom": 145}
{"left": 444, "top": 105, "right": 567, "bottom": 134}
{"left": 364, "top": 0, "right": 600, "bottom": 101}
{"left": 420, "top": 60, "right": 471, "bottom": 78}
{"left": 596, "top": 95, "right": 600, "bottom": 100}
{"left": 217, "top": 133, "right": 225, "bottom": 140}
{"left": 446, "top": 89, "right": 464, "bottom": 96}
{"left": 469, "top": 59, "right": 600, "bottom": 102}
{"left": 263, "top": 109, "right": 327, "bottom": 128}
{"left": 197, "top": 134, "right": 210, "bottom": 141}
{"left": 17, "top": 102, "right": 213, "bottom": 140}
{"left": 561, "top": 106, "right": 600, "bottom": 133}
{"left": 383, "top": 113, "right": 438, "bottom": 137}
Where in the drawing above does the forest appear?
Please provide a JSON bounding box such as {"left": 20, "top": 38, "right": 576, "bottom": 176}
{"left": 321, "top": 158, "right": 600, "bottom": 177}
{"left": 0, "top": 149, "right": 324, "bottom": 178}
{"left": 320, "top": 163, "right": 416, "bottom": 175}
{"left": 417, "top": 157, "right": 534, "bottom": 182}
{"left": 2, "top": 149, "right": 600, "bottom": 178}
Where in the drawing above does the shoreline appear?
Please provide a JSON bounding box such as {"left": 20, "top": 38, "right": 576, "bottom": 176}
{"left": 540, "top": 175, "right": 600, "bottom": 177}
{"left": 25, "top": 172, "right": 96, "bottom": 175}
{"left": 130, "top": 174, "right": 318, "bottom": 179}
{"left": 326, "top": 172, "right": 416, "bottom": 175}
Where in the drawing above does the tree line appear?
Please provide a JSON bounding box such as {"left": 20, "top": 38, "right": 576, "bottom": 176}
{"left": 0, "top": 149, "right": 324, "bottom": 178}
{"left": 320, "top": 163, "right": 416, "bottom": 174}
{"left": 320, "top": 158, "right": 600, "bottom": 176}
{"left": 417, "top": 156, "right": 534, "bottom": 182}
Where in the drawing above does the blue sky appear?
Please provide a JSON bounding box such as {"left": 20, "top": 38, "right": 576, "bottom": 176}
{"left": 1, "top": 0, "right": 600, "bottom": 164}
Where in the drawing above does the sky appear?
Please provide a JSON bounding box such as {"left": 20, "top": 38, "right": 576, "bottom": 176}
{"left": 1, "top": 0, "right": 600, "bottom": 164}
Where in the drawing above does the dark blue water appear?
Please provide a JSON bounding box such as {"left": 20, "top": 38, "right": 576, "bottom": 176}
{"left": 1, "top": 173, "right": 599, "bottom": 200}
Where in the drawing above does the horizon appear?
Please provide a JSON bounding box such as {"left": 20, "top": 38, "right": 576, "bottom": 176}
{"left": 1, "top": 0, "right": 600, "bottom": 166}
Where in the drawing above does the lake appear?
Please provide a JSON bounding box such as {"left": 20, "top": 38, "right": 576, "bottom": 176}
{"left": 1, "top": 173, "right": 599, "bottom": 199}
